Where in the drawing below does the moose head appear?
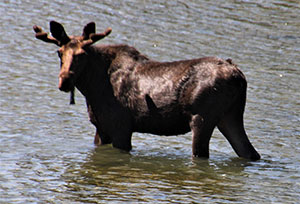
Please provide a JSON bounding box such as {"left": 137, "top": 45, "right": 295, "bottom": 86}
{"left": 33, "top": 21, "right": 112, "bottom": 92}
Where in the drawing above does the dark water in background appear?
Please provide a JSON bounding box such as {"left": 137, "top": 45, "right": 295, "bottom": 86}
{"left": 0, "top": 0, "right": 299, "bottom": 203}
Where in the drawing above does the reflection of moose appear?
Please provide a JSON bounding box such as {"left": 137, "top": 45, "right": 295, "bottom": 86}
{"left": 34, "top": 21, "right": 260, "bottom": 160}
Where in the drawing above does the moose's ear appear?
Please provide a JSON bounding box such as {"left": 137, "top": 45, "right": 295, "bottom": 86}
{"left": 50, "top": 21, "right": 70, "bottom": 45}
{"left": 82, "top": 22, "right": 96, "bottom": 40}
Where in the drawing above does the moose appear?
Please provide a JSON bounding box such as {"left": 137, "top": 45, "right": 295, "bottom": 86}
{"left": 33, "top": 21, "right": 260, "bottom": 160}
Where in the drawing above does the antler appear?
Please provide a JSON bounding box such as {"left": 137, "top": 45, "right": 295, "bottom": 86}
{"left": 82, "top": 27, "right": 112, "bottom": 47}
{"left": 91, "top": 27, "right": 112, "bottom": 41}
{"left": 34, "top": 21, "right": 112, "bottom": 47}
{"left": 33, "top": 25, "right": 60, "bottom": 46}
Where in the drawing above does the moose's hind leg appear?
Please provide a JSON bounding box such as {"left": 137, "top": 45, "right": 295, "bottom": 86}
{"left": 190, "top": 115, "right": 216, "bottom": 158}
{"left": 217, "top": 109, "right": 260, "bottom": 161}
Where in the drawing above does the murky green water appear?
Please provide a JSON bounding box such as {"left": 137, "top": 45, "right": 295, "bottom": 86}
{"left": 0, "top": 0, "right": 299, "bottom": 203}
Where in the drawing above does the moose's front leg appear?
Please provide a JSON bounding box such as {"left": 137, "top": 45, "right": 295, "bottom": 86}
{"left": 94, "top": 129, "right": 112, "bottom": 145}
{"left": 190, "top": 115, "right": 215, "bottom": 158}
{"left": 112, "top": 131, "right": 132, "bottom": 152}
{"left": 110, "top": 115, "right": 133, "bottom": 152}
{"left": 87, "top": 103, "right": 112, "bottom": 145}
{"left": 94, "top": 130, "right": 100, "bottom": 145}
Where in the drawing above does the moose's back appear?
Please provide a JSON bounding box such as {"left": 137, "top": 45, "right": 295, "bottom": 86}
{"left": 106, "top": 51, "right": 243, "bottom": 135}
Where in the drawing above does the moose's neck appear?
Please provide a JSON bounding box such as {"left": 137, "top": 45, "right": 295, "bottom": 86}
{"left": 74, "top": 44, "right": 150, "bottom": 111}
{"left": 75, "top": 45, "right": 114, "bottom": 105}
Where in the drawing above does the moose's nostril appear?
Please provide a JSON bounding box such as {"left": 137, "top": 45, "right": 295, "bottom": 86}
{"left": 59, "top": 71, "right": 74, "bottom": 79}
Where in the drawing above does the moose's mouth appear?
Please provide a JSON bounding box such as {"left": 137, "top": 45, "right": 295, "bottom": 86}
{"left": 58, "top": 76, "right": 75, "bottom": 92}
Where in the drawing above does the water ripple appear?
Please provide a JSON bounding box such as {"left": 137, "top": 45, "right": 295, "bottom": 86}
{"left": 0, "top": 0, "right": 299, "bottom": 203}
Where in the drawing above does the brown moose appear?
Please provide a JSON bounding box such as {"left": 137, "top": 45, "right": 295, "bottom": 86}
{"left": 33, "top": 21, "right": 260, "bottom": 160}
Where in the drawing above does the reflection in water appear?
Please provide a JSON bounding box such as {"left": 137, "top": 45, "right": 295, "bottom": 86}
{"left": 61, "top": 146, "right": 257, "bottom": 203}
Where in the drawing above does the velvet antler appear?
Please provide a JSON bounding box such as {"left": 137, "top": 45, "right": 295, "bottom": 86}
{"left": 82, "top": 27, "right": 112, "bottom": 47}
{"left": 33, "top": 25, "right": 60, "bottom": 46}
{"left": 90, "top": 27, "right": 112, "bottom": 42}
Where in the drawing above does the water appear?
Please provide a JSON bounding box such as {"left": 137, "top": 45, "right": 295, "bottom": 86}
{"left": 0, "top": 0, "right": 299, "bottom": 203}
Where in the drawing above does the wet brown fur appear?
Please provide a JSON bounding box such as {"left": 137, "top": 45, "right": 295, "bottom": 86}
{"left": 34, "top": 21, "right": 260, "bottom": 160}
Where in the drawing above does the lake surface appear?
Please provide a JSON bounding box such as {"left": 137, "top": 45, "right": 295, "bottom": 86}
{"left": 0, "top": 0, "right": 299, "bottom": 203}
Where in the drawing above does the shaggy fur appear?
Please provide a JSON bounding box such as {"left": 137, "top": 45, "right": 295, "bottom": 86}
{"left": 34, "top": 21, "right": 260, "bottom": 160}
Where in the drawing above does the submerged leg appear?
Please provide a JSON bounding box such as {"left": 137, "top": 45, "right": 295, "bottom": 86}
{"left": 86, "top": 103, "right": 112, "bottom": 145}
{"left": 190, "top": 115, "right": 216, "bottom": 158}
{"left": 94, "top": 129, "right": 112, "bottom": 145}
{"left": 94, "top": 130, "right": 100, "bottom": 145}
{"left": 217, "top": 109, "right": 260, "bottom": 161}
{"left": 112, "top": 131, "right": 132, "bottom": 152}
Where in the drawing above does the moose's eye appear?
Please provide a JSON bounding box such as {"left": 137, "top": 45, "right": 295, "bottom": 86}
{"left": 57, "top": 50, "right": 62, "bottom": 58}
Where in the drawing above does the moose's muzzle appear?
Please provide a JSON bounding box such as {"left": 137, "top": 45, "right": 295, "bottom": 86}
{"left": 58, "top": 71, "right": 74, "bottom": 92}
